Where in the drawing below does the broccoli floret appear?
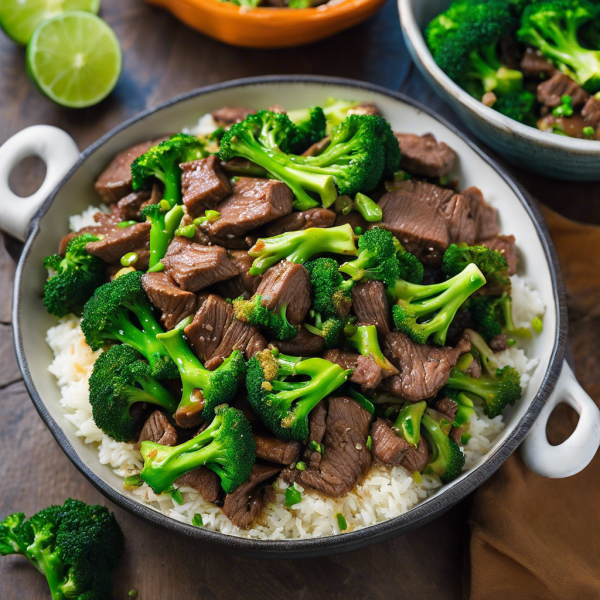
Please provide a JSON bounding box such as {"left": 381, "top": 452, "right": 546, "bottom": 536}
{"left": 141, "top": 202, "right": 184, "bottom": 269}
{"left": 345, "top": 324, "right": 398, "bottom": 374}
{"left": 469, "top": 292, "right": 526, "bottom": 341}
{"left": 220, "top": 112, "right": 392, "bottom": 210}
{"left": 305, "top": 315, "right": 349, "bottom": 348}
{"left": 140, "top": 404, "right": 255, "bottom": 494}
{"left": 493, "top": 90, "right": 539, "bottom": 126}
{"left": 372, "top": 115, "right": 402, "bottom": 179}
{"left": 339, "top": 227, "right": 399, "bottom": 286}
{"left": 88, "top": 344, "right": 177, "bottom": 442}
{"left": 81, "top": 270, "right": 177, "bottom": 379}
{"left": 392, "top": 400, "right": 427, "bottom": 447}
{"left": 131, "top": 133, "right": 208, "bottom": 205}
{"left": 0, "top": 499, "right": 123, "bottom": 600}
{"left": 445, "top": 365, "right": 522, "bottom": 418}
{"left": 421, "top": 413, "right": 466, "bottom": 483}
{"left": 305, "top": 258, "right": 354, "bottom": 319}
{"left": 517, "top": 0, "right": 600, "bottom": 92}
{"left": 286, "top": 106, "right": 327, "bottom": 152}
{"left": 43, "top": 233, "right": 106, "bottom": 317}
{"left": 427, "top": 0, "right": 523, "bottom": 98}
{"left": 389, "top": 263, "right": 487, "bottom": 345}
{"left": 233, "top": 294, "right": 299, "bottom": 341}
{"left": 286, "top": 98, "right": 362, "bottom": 134}
{"left": 395, "top": 239, "right": 424, "bottom": 284}
{"left": 442, "top": 243, "right": 511, "bottom": 294}
{"left": 246, "top": 349, "right": 351, "bottom": 440}
{"left": 248, "top": 223, "right": 358, "bottom": 275}
{"left": 156, "top": 326, "right": 246, "bottom": 425}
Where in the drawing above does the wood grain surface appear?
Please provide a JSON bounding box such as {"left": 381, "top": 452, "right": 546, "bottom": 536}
{"left": 0, "top": 0, "right": 598, "bottom": 598}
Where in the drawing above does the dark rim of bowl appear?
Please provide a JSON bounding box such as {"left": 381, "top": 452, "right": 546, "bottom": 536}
{"left": 13, "top": 75, "right": 567, "bottom": 558}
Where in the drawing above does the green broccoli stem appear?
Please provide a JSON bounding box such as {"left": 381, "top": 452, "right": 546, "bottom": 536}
{"left": 463, "top": 328, "right": 498, "bottom": 379}
{"left": 467, "top": 45, "right": 523, "bottom": 95}
{"left": 141, "top": 415, "right": 226, "bottom": 494}
{"left": 270, "top": 358, "right": 351, "bottom": 425}
{"left": 447, "top": 367, "right": 497, "bottom": 401}
{"left": 454, "top": 392, "right": 475, "bottom": 428}
{"left": 132, "top": 378, "right": 177, "bottom": 413}
{"left": 148, "top": 204, "right": 184, "bottom": 269}
{"left": 248, "top": 224, "right": 358, "bottom": 276}
{"left": 157, "top": 328, "right": 211, "bottom": 414}
{"left": 153, "top": 163, "right": 182, "bottom": 207}
{"left": 393, "top": 401, "right": 426, "bottom": 448}
{"left": 421, "top": 413, "right": 454, "bottom": 476}
{"left": 345, "top": 325, "right": 396, "bottom": 373}
{"left": 228, "top": 135, "right": 334, "bottom": 210}
{"left": 26, "top": 537, "right": 65, "bottom": 600}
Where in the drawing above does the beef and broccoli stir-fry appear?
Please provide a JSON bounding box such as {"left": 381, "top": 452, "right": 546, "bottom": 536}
{"left": 42, "top": 98, "right": 531, "bottom": 529}
{"left": 426, "top": 0, "right": 600, "bottom": 140}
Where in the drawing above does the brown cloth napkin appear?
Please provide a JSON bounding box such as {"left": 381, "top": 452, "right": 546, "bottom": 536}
{"left": 469, "top": 207, "right": 600, "bottom": 600}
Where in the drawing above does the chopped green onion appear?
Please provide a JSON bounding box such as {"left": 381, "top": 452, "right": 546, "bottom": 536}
{"left": 147, "top": 262, "right": 165, "bottom": 273}
{"left": 128, "top": 591, "right": 138, "bottom": 598}
{"left": 531, "top": 316, "right": 543, "bottom": 333}
{"left": 333, "top": 194, "right": 354, "bottom": 215}
{"left": 384, "top": 407, "right": 395, "bottom": 419}
{"left": 354, "top": 226, "right": 363, "bottom": 235}
{"left": 583, "top": 126, "right": 595, "bottom": 138}
{"left": 296, "top": 461, "right": 306, "bottom": 471}
{"left": 123, "top": 475, "right": 143, "bottom": 488}
{"left": 412, "top": 471, "right": 423, "bottom": 484}
{"left": 171, "top": 489, "right": 184, "bottom": 505}
{"left": 309, "top": 440, "right": 322, "bottom": 453}
{"left": 393, "top": 170, "right": 410, "bottom": 182}
{"left": 231, "top": 176, "right": 239, "bottom": 183}
{"left": 193, "top": 210, "right": 221, "bottom": 226}
{"left": 507, "top": 337, "right": 516, "bottom": 347}
{"left": 117, "top": 220, "right": 137, "bottom": 228}
{"left": 336, "top": 513, "right": 348, "bottom": 531}
{"left": 175, "top": 224, "right": 196, "bottom": 238}
{"left": 159, "top": 199, "right": 171, "bottom": 211}
{"left": 438, "top": 174, "right": 451, "bottom": 186}
{"left": 120, "top": 252, "right": 138, "bottom": 267}
{"left": 455, "top": 352, "right": 474, "bottom": 372}
{"left": 561, "top": 94, "right": 572, "bottom": 105}
{"left": 192, "top": 514, "right": 204, "bottom": 527}
{"left": 284, "top": 486, "right": 302, "bottom": 508}
{"left": 366, "top": 435, "right": 372, "bottom": 450}
{"left": 354, "top": 193, "right": 382, "bottom": 223}
{"left": 461, "top": 433, "right": 472, "bottom": 446}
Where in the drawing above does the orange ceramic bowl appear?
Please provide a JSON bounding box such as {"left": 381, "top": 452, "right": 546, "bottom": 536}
{"left": 145, "top": 0, "right": 388, "bottom": 48}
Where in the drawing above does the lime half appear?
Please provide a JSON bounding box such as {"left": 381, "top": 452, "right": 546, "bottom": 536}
{"left": 0, "top": 0, "right": 100, "bottom": 46}
{"left": 26, "top": 11, "right": 121, "bottom": 108}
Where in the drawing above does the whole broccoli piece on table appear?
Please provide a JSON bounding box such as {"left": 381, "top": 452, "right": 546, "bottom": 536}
{"left": 469, "top": 292, "right": 527, "bottom": 341}
{"left": 0, "top": 499, "right": 123, "bottom": 600}
{"left": 141, "top": 202, "right": 184, "bottom": 269}
{"left": 219, "top": 112, "right": 392, "bottom": 210}
{"left": 442, "top": 243, "right": 511, "bottom": 294}
{"left": 81, "top": 270, "right": 177, "bottom": 379}
{"left": 131, "top": 133, "right": 208, "bottom": 206}
{"left": 156, "top": 326, "right": 246, "bottom": 426}
{"left": 517, "top": 0, "right": 600, "bottom": 92}
{"left": 427, "top": 0, "right": 523, "bottom": 98}
{"left": 233, "top": 294, "right": 299, "bottom": 341}
{"left": 248, "top": 223, "right": 358, "bottom": 276}
{"left": 421, "top": 413, "right": 466, "bottom": 484}
{"left": 246, "top": 349, "right": 351, "bottom": 440}
{"left": 493, "top": 90, "right": 539, "bottom": 126}
{"left": 140, "top": 404, "right": 255, "bottom": 494}
{"left": 392, "top": 400, "right": 427, "bottom": 448}
{"left": 388, "top": 263, "right": 487, "bottom": 346}
{"left": 43, "top": 233, "right": 106, "bottom": 318}
{"left": 285, "top": 106, "right": 327, "bottom": 152}
{"left": 89, "top": 344, "right": 177, "bottom": 442}
{"left": 444, "top": 365, "right": 522, "bottom": 418}
{"left": 345, "top": 324, "right": 398, "bottom": 375}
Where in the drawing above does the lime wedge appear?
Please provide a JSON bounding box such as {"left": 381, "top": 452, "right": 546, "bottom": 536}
{"left": 26, "top": 11, "right": 121, "bottom": 108}
{"left": 0, "top": 0, "right": 100, "bottom": 46}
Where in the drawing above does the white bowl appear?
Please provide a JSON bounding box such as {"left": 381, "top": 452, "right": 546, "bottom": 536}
{"left": 399, "top": 0, "right": 600, "bottom": 181}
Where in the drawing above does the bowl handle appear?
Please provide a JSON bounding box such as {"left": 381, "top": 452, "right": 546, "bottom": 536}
{"left": 0, "top": 126, "right": 79, "bottom": 241}
{"left": 521, "top": 361, "right": 600, "bottom": 478}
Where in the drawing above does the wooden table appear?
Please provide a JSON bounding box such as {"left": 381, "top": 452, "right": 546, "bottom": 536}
{"left": 0, "top": 1, "right": 598, "bottom": 598}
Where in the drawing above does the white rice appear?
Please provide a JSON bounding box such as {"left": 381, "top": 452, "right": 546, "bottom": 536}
{"left": 45, "top": 274, "right": 543, "bottom": 539}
